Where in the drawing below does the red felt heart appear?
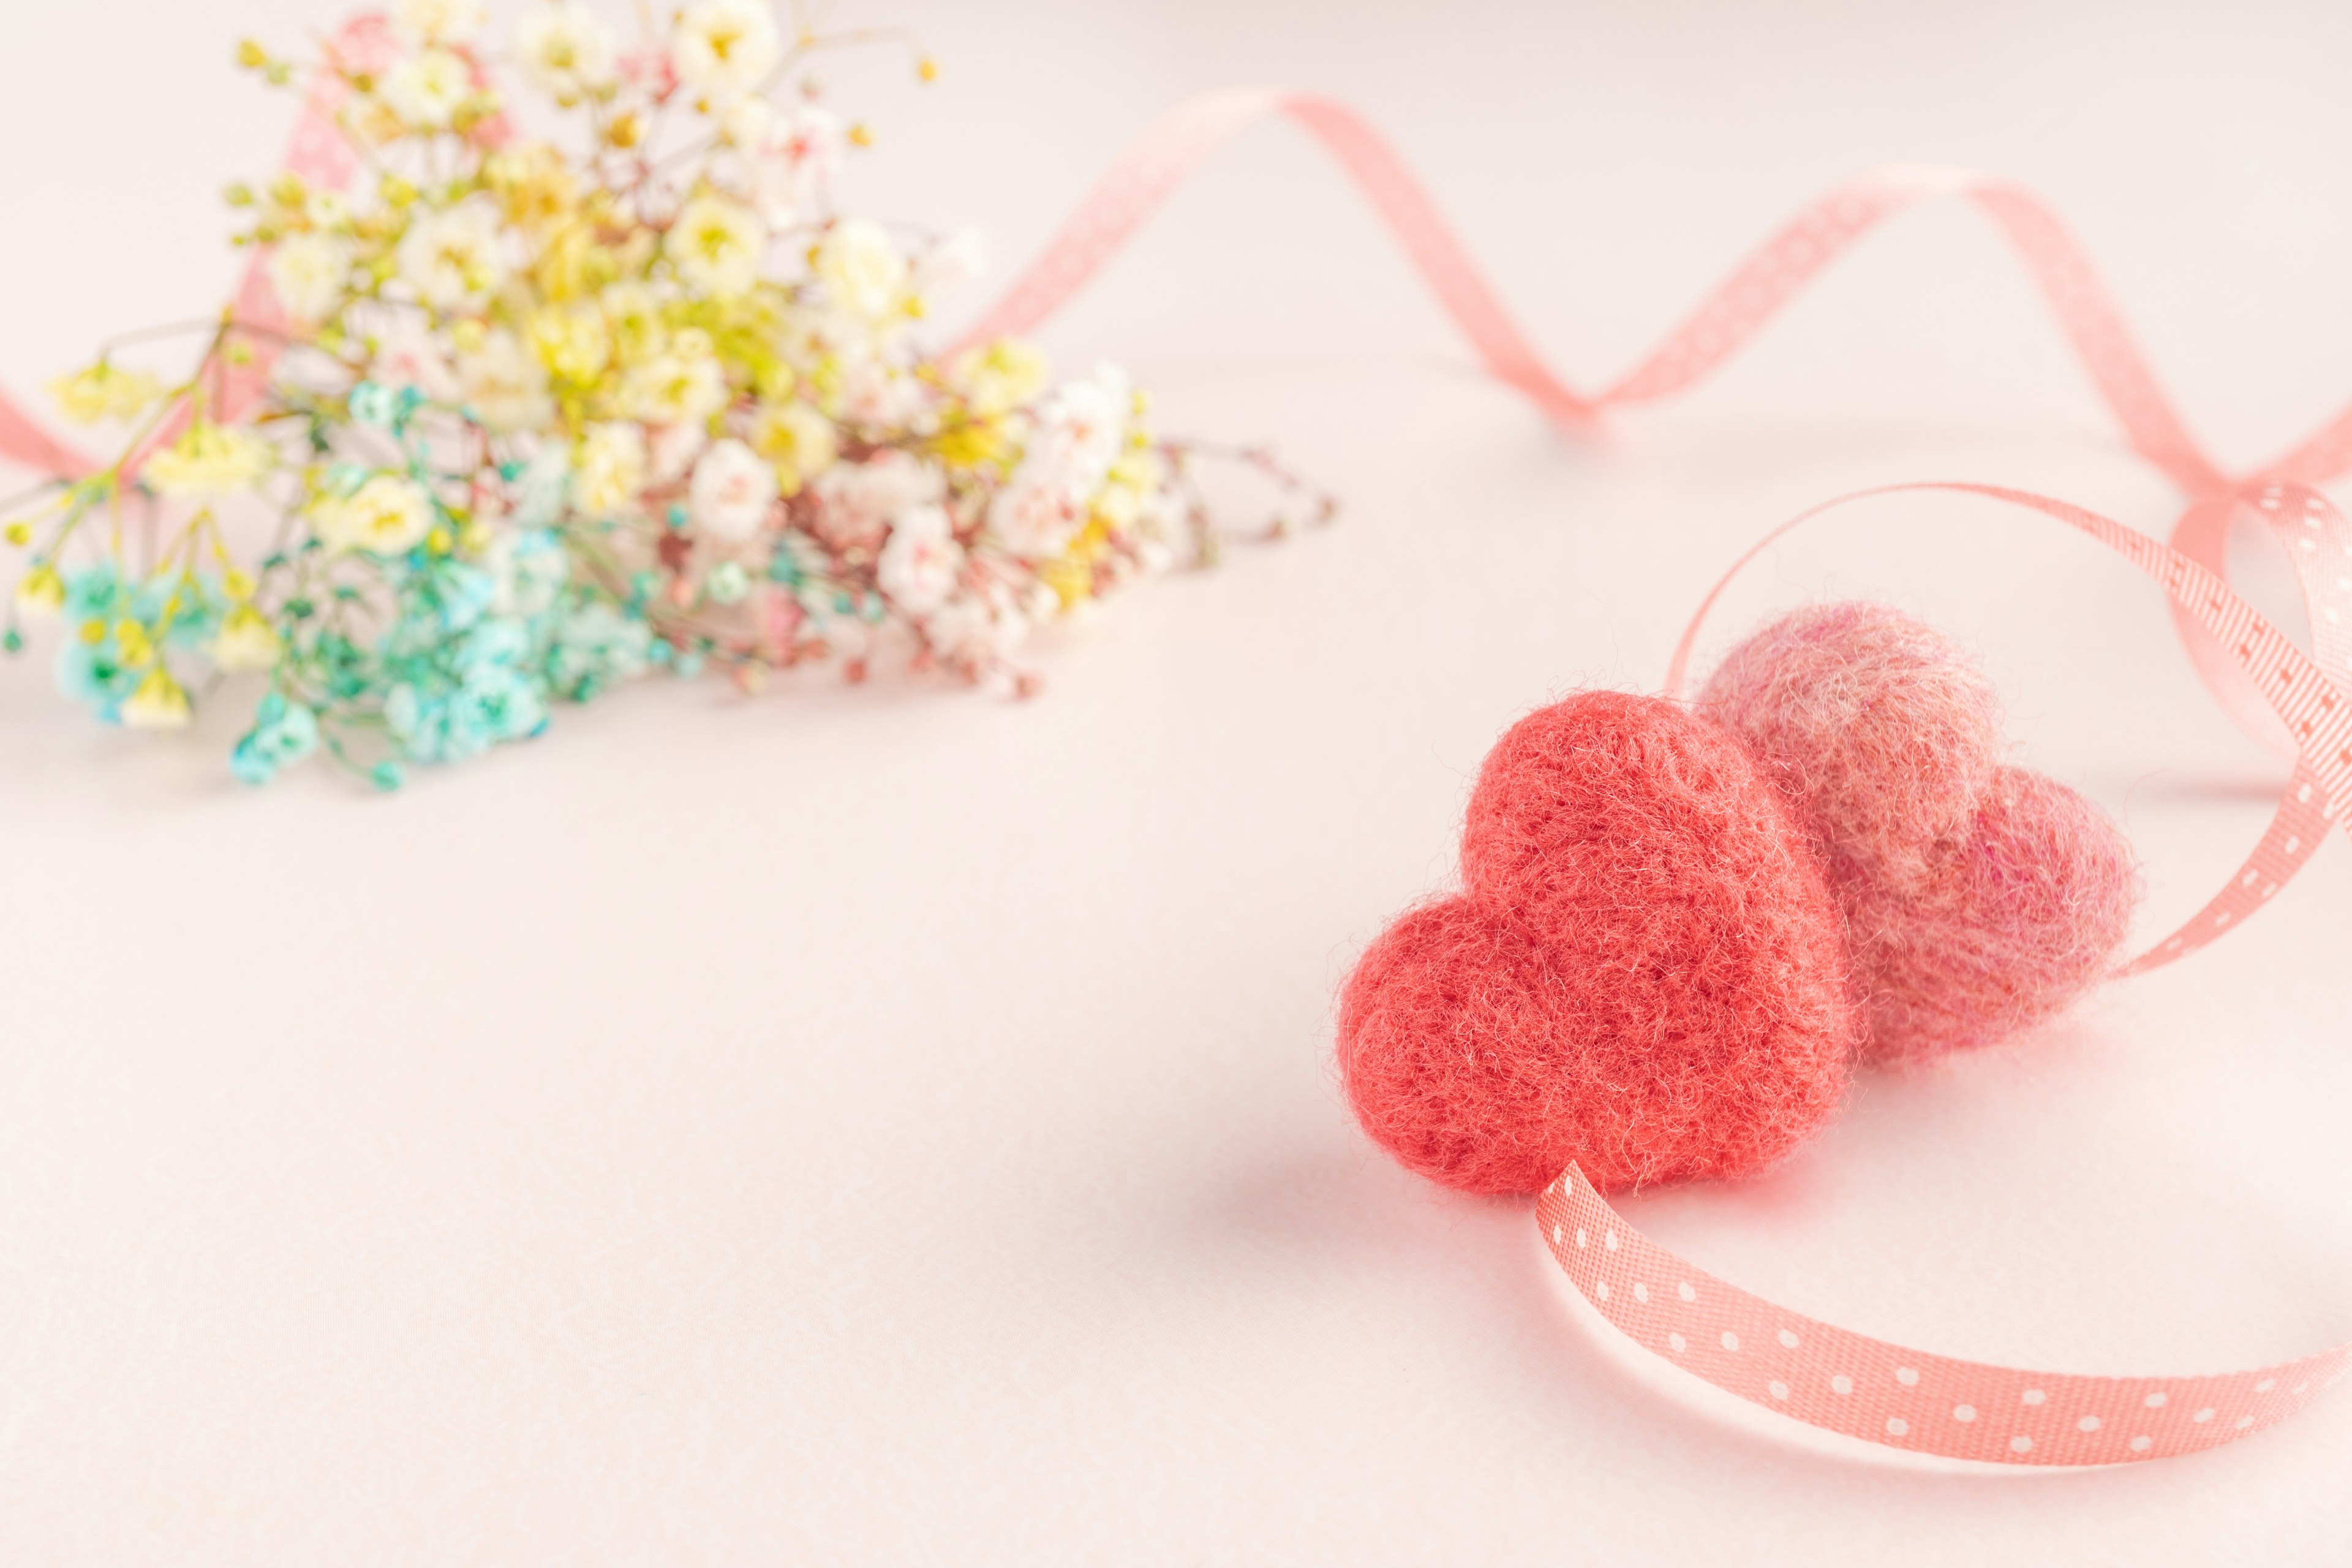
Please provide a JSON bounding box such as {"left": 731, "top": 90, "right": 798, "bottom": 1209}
{"left": 1336, "top": 691, "right": 1858, "bottom": 1195}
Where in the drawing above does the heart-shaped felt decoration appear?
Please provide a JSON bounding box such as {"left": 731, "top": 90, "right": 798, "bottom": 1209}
{"left": 1336, "top": 691, "right": 1858, "bottom": 1195}
{"left": 1336, "top": 606, "right": 2143, "bottom": 1196}
{"left": 1700, "top": 603, "right": 2141, "bottom": 1063}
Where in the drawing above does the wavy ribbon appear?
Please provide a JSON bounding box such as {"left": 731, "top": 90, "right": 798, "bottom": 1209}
{"left": 949, "top": 93, "right": 2352, "bottom": 1461}
{"left": 6, "top": 72, "right": 2347, "bottom": 1461}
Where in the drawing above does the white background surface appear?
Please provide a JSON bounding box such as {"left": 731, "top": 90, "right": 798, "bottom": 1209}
{"left": 4, "top": 1, "right": 2351, "bottom": 1562}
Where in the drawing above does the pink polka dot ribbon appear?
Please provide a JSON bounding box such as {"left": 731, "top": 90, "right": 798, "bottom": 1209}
{"left": 927, "top": 96, "right": 2352, "bottom": 1461}
{"left": 1539, "top": 1167, "right": 2351, "bottom": 1465}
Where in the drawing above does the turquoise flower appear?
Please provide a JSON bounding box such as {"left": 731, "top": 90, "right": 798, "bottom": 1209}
{"left": 229, "top": 695, "right": 320, "bottom": 785}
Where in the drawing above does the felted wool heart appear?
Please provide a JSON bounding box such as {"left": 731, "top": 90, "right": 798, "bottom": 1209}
{"left": 1336, "top": 692, "right": 1858, "bottom": 1195}
{"left": 1699, "top": 603, "right": 2141, "bottom": 1062}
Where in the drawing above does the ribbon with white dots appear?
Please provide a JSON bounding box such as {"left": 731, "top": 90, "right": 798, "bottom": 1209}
{"left": 1539, "top": 1167, "right": 2350, "bottom": 1464}
{"left": 1665, "top": 481, "right": 2352, "bottom": 973}
{"left": 1637, "top": 479, "right": 2352, "bottom": 1461}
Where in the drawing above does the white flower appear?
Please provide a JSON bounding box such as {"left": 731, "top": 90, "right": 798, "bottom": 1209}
{"left": 484, "top": 528, "right": 569, "bottom": 617}
{"left": 876, "top": 503, "right": 963, "bottom": 614}
{"left": 987, "top": 364, "right": 1130, "bottom": 556}
{"left": 145, "top": 423, "right": 275, "bottom": 500}
{"left": 744, "top": 104, "right": 843, "bottom": 225}
{"left": 666, "top": 195, "right": 765, "bottom": 296}
{"left": 382, "top": 48, "right": 473, "bottom": 130}
{"left": 986, "top": 475, "right": 1084, "bottom": 559}
{"left": 314, "top": 474, "right": 436, "bottom": 556}
{"left": 673, "top": 0, "right": 779, "bottom": 96}
{"left": 1031, "top": 364, "right": 1129, "bottom": 491}
{"left": 814, "top": 218, "right": 908, "bottom": 322}
{"left": 913, "top": 228, "right": 986, "bottom": 305}
{"left": 647, "top": 421, "right": 710, "bottom": 484}
{"left": 368, "top": 317, "right": 460, "bottom": 401}
{"left": 720, "top": 95, "right": 774, "bottom": 147}
{"left": 510, "top": 1, "right": 617, "bottom": 100}
{"left": 212, "top": 606, "right": 282, "bottom": 673}
{"left": 457, "top": 328, "right": 554, "bottom": 433}
{"left": 267, "top": 232, "right": 351, "bottom": 325}
{"left": 810, "top": 450, "right": 943, "bottom": 553}
{"left": 924, "top": 587, "right": 1031, "bottom": 668}
{"left": 620, "top": 339, "right": 728, "bottom": 428}
{"left": 837, "top": 356, "right": 924, "bottom": 429}
{"left": 393, "top": 0, "right": 486, "bottom": 47}
{"left": 571, "top": 421, "right": 647, "bottom": 516}
{"left": 396, "top": 202, "right": 510, "bottom": 311}
{"left": 688, "top": 438, "right": 778, "bottom": 542}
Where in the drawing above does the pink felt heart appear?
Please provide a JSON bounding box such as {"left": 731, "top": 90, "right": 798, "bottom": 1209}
{"left": 1701, "top": 604, "right": 2141, "bottom": 1062}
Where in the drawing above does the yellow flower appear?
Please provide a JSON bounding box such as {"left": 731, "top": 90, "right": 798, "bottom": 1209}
{"left": 486, "top": 143, "right": 582, "bottom": 233}
{"left": 49, "top": 362, "right": 164, "bottom": 425}
{"left": 749, "top": 401, "right": 837, "bottom": 496}
{"left": 115, "top": 619, "right": 156, "bottom": 668}
{"left": 145, "top": 421, "right": 275, "bottom": 500}
{"left": 620, "top": 338, "right": 728, "bottom": 428}
{"left": 571, "top": 422, "right": 647, "bottom": 516}
{"left": 950, "top": 338, "right": 1049, "bottom": 418}
{"left": 527, "top": 301, "right": 612, "bottom": 386}
{"left": 599, "top": 281, "right": 668, "bottom": 366}
{"left": 929, "top": 417, "right": 1007, "bottom": 472}
{"left": 666, "top": 195, "right": 766, "bottom": 297}
{"left": 123, "top": 668, "right": 193, "bottom": 730}
{"left": 12, "top": 564, "right": 66, "bottom": 617}
{"left": 212, "top": 605, "right": 282, "bottom": 673}
{"left": 314, "top": 474, "right": 436, "bottom": 556}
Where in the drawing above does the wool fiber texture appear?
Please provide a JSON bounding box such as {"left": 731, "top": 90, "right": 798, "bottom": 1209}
{"left": 1337, "top": 692, "right": 1858, "bottom": 1196}
{"left": 1702, "top": 604, "right": 2141, "bottom": 1062}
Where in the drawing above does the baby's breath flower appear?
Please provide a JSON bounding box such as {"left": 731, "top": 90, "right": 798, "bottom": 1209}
{"left": 457, "top": 328, "right": 556, "bottom": 433}
{"left": 744, "top": 104, "right": 844, "bottom": 226}
{"left": 391, "top": 0, "right": 486, "bottom": 47}
{"left": 382, "top": 47, "right": 473, "bottom": 130}
{"left": 815, "top": 217, "right": 910, "bottom": 322}
{"left": 511, "top": 1, "right": 617, "bottom": 101}
{"left": 212, "top": 604, "right": 282, "bottom": 672}
{"left": 876, "top": 502, "right": 962, "bottom": 614}
{"left": 949, "top": 339, "right": 1049, "bottom": 419}
{"left": 13, "top": 564, "right": 67, "bottom": 617}
{"left": 145, "top": 421, "right": 276, "bottom": 500}
{"left": 122, "top": 668, "right": 194, "bottom": 730}
{"left": 267, "top": 232, "right": 352, "bottom": 324}
{"left": 527, "top": 301, "right": 612, "bottom": 386}
{"left": 750, "top": 400, "right": 837, "bottom": 496}
{"left": 911, "top": 228, "right": 986, "bottom": 311}
{"left": 396, "top": 202, "right": 510, "bottom": 311}
{"left": 687, "top": 437, "right": 778, "bottom": 542}
{"left": 50, "top": 362, "right": 164, "bottom": 425}
{"left": 621, "top": 340, "right": 728, "bottom": 428}
{"left": 572, "top": 421, "right": 648, "bottom": 516}
{"left": 313, "top": 473, "right": 435, "bottom": 556}
{"left": 666, "top": 195, "right": 766, "bottom": 298}
{"left": 671, "top": 0, "right": 779, "bottom": 98}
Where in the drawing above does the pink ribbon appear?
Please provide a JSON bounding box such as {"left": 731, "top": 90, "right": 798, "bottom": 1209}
{"left": 949, "top": 94, "right": 2352, "bottom": 1461}
{"left": 0, "top": 13, "right": 390, "bottom": 486}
